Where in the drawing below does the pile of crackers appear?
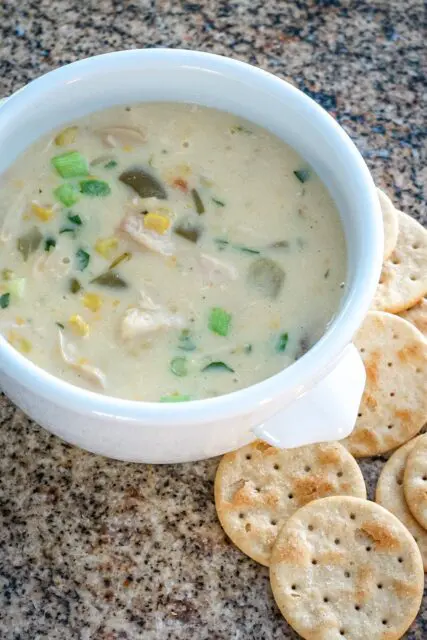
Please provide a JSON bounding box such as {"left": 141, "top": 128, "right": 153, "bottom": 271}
{"left": 214, "top": 190, "right": 427, "bottom": 640}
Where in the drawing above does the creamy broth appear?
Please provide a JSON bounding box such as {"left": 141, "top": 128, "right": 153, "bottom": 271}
{"left": 0, "top": 104, "right": 346, "bottom": 401}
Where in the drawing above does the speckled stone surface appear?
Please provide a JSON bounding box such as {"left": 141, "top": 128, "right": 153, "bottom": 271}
{"left": 0, "top": 1, "right": 426, "bottom": 638}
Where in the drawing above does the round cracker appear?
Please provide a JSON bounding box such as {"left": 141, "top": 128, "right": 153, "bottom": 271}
{"left": 404, "top": 434, "right": 427, "bottom": 530}
{"left": 372, "top": 210, "right": 427, "bottom": 313}
{"left": 377, "top": 188, "right": 399, "bottom": 260}
{"left": 214, "top": 440, "right": 366, "bottom": 566}
{"left": 376, "top": 436, "right": 427, "bottom": 570}
{"left": 270, "top": 496, "right": 424, "bottom": 640}
{"left": 399, "top": 294, "right": 427, "bottom": 337}
{"left": 342, "top": 311, "right": 427, "bottom": 457}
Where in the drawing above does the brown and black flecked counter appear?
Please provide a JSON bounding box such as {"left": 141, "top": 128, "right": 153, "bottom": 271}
{"left": 0, "top": 1, "right": 426, "bottom": 638}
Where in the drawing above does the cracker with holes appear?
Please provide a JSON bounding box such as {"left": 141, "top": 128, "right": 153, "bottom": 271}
{"left": 377, "top": 188, "right": 399, "bottom": 260}
{"left": 404, "top": 434, "right": 427, "bottom": 530}
{"left": 400, "top": 295, "right": 427, "bottom": 337}
{"left": 372, "top": 210, "right": 427, "bottom": 313}
{"left": 376, "top": 436, "right": 427, "bottom": 570}
{"left": 270, "top": 496, "right": 424, "bottom": 640}
{"left": 214, "top": 440, "right": 366, "bottom": 566}
{"left": 342, "top": 311, "right": 427, "bottom": 457}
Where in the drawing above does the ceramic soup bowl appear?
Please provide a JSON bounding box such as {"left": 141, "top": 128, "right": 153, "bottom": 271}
{"left": 0, "top": 49, "right": 383, "bottom": 463}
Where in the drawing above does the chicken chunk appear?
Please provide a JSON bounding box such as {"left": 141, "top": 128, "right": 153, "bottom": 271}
{"left": 58, "top": 331, "right": 106, "bottom": 389}
{"left": 121, "top": 307, "right": 185, "bottom": 343}
{"left": 119, "top": 213, "right": 175, "bottom": 256}
{"left": 199, "top": 253, "right": 239, "bottom": 286}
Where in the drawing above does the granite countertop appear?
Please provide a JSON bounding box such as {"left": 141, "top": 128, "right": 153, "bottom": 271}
{"left": 0, "top": 1, "right": 425, "bottom": 638}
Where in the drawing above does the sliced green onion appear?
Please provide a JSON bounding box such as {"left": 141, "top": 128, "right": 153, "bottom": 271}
{"left": 276, "top": 332, "right": 289, "bottom": 352}
{"left": 0, "top": 293, "right": 10, "bottom": 309}
{"left": 160, "top": 394, "right": 191, "bottom": 403}
{"left": 51, "top": 151, "right": 89, "bottom": 178}
{"left": 67, "top": 213, "right": 82, "bottom": 226}
{"left": 80, "top": 179, "right": 111, "bottom": 197}
{"left": 76, "top": 248, "right": 90, "bottom": 271}
{"left": 45, "top": 237, "right": 56, "bottom": 252}
{"left": 293, "top": 168, "right": 311, "bottom": 183}
{"left": 191, "top": 188, "right": 205, "bottom": 214}
{"left": 202, "top": 361, "right": 234, "bottom": 373}
{"left": 17, "top": 227, "right": 43, "bottom": 261}
{"left": 170, "top": 356, "right": 188, "bottom": 377}
{"left": 209, "top": 307, "right": 231, "bottom": 337}
{"left": 69, "top": 278, "right": 82, "bottom": 294}
{"left": 212, "top": 197, "right": 225, "bottom": 207}
{"left": 54, "top": 183, "right": 80, "bottom": 207}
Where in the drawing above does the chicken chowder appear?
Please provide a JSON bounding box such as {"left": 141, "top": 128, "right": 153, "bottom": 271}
{"left": 0, "top": 103, "right": 346, "bottom": 401}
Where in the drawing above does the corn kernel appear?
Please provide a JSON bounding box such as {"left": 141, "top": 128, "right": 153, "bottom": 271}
{"left": 144, "top": 212, "right": 170, "bottom": 235}
{"left": 54, "top": 126, "right": 78, "bottom": 146}
{"left": 15, "top": 316, "right": 25, "bottom": 326}
{"left": 95, "top": 237, "right": 119, "bottom": 258}
{"left": 8, "top": 331, "right": 32, "bottom": 353}
{"left": 31, "top": 202, "right": 54, "bottom": 222}
{"left": 83, "top": 292, "right": 103, "bottom": 313}
{"left": 122, "top": 145, "right": 133, "bottom": 152}
{"left": 69, "top": 314, "right": 89, "bottom": 336}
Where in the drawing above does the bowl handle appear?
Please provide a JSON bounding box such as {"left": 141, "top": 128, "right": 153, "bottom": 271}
{"left": 252, "top": 344, "right": 365, "bottom": 448}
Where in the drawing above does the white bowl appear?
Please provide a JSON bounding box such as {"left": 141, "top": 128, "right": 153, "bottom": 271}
{"left": 0, "top": 49, "right": 383, "bottom": 463}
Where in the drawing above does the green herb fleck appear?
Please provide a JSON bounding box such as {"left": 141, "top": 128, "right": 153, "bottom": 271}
{"left": 80, "top": 179, "right": 111, "bottom": 197}
{"left": 202, "top": 361, "right": 234, "bottom": 373}
{"left": 214, "top": 238, "right": 229, "bottom": 251}
{"left": 324, "top": 268, "right": 330, "bottom": 279}
{"left": 276, "top": 332, "right": 289, "bottom": 352}
{"left": 51, "top": 151, "right": 89, "bottom": 178}
{"left": 69, "top": 278, "right": 82, "bottom": 294}
{"left": 76, "top": 248, "right": 90, "bottom": 271}
{"left": 56, "top": 322, "right": 65, "bottom": 330}
{"left": 170, "top": 356, "right": 188, "bottom": 377}
{"left": 91, "top": 271, "right": 128, "bottom": 288}
{"left": 212, "top": 197, "right": 225, "bottom": 207}
{"left": 54, "top": 183, "right": 80, "bottom": 207}
{"left": 191, "top": 188, "right": 205, "bottom": 215}
{"left": 293, "top": 168, "right": 311, "bottom": 183}
{"left": 104, "top": 160, "right": 118, "bottom": 169}
{"left": 160, "top": 393, "right": 191, "bottom": 403}
{"left": 59, "top": 228, "right": 76, "bottom": 237}
{"left": 109, "top": 252, "right": 132, "bottom": 270}
{"left": 244, "top": 344, "right": 253, "bottom": 354}
{"left": 234, "top": 244, "right": 260, "bottom": 255}
{"left": 67, "top": 213, "right": 82, "bottom": 226}
{"left": 0, "top": 293, "right": 10, "bottom": 309}
{"left": 230, "top": 125, "right": 252, "bottom": 135}
{"left": 45, "top": 237, "right": 56, "bottom": 252}
{"left": 209, "top": 307, "right": 232, "bottom": 337}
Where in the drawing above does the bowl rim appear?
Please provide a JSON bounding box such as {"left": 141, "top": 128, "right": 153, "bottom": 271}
{"left": 0, "top": 48, "right": 383, "bottom": 423}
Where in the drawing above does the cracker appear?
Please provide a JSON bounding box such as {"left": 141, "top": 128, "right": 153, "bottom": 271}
{"left": 214, "top": 440, "right": 366, "bottom": 566}
{"left": 270, "top": 496, "right": 424, "bottom": 640}
{"left": 404, "top": 433, "right": 427, "bottom": 530}
{"left": 377, "top": 188, "right": 399, "bottom": 260}
{"left": 376, "top": 436, "right": 427, "bottom": 570}
{"left": 372, "top": 210, "right": 427, "bottom": 313}
{"left": 399, "top": 294, "right": 427, "bottom": 337}
{"left": 342, "top": 311, "right": 427, "bottom": 457}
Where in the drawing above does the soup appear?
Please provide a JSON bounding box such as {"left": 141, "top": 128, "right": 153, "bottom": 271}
{"left": 0, "top": 103, "right": 346, "bottom": 401}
